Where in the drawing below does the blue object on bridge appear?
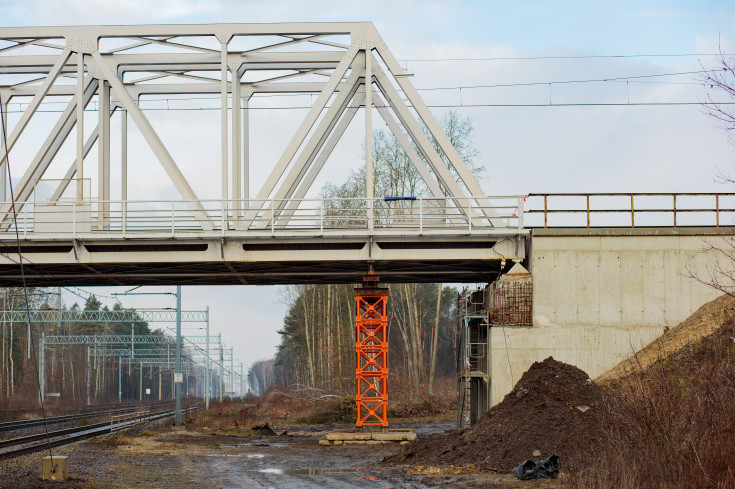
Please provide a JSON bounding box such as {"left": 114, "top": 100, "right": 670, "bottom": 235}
{"left": 384, "top": 196, "right": 417, "bottom": 201}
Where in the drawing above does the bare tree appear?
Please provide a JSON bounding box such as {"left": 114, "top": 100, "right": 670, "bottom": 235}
{"left": 701, "top": 45, "right": 735, "bottom": 149}
{"left": 692, "top": 45, "right": 735, "bottom": 294}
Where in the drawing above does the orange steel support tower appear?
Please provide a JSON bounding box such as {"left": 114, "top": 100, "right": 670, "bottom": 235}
{"left": 354, "top": 273, "right": 389, "bottom": 428}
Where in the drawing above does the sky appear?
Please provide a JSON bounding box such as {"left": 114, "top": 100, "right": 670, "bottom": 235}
{"left": 2, "top": 1, "right": 735, "bottom": 387}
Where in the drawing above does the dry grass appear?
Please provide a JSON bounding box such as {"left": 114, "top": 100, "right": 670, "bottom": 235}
{"left": 186, "top": 399, "right": 256, "bottom": 431}
{"left": 568, "top": 319, "right": 735, "bottom": 489}
{"left": 387, "top": 376, "right": 455, "bottom": 419}
{"left": 186, "top": 377, "right": 456, "bottom": 431}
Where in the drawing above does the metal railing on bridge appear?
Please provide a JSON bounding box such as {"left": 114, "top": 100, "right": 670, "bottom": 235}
{"left": 1, "top": 196, "right": 525, "bottom": 239}
{"left": 525, "top": 193, "right": 735, "bottom": 228}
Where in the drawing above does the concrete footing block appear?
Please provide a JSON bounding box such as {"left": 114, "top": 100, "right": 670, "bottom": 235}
{"left": 320, "top": 429, "right": 416, "bottom": 445}
{"left": 372, "top": 431, "right": 417, "bottom": 442}
{"left": 42, "top": 455, "right": 68, "bottom": 481}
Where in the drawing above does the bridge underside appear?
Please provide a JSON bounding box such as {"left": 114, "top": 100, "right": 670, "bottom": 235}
{"left": 0, "top": 235, "right": 523, "bottom": 286}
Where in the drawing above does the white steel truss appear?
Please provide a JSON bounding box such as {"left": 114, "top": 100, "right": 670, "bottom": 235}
{"left": 0, "top": 23, "right": 527, "bottom": 286}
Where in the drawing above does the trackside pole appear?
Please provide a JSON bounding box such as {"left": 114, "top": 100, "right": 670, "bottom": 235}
{"left": 175, "top": 285, "right": 182, "bottom": 425}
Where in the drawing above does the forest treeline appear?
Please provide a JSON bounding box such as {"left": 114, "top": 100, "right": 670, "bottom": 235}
{"left": 0, "top": 287, "right": 181, "bottom": 406}
{"left": 250, "top": 283, "right": 460, "bottom": 397}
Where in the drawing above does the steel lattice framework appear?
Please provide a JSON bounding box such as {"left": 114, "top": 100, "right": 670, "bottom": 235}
{"left": 0, "top": 308, "right": 206, "bottom": 322}
{"left": 0, "top": 23, "right": 527, "bottom": 286}
{"left": 354, "top": 278, "right": 389, "bottom": 427}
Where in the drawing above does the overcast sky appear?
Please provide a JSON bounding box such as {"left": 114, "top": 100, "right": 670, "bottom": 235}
{"left": 2, "top": 1, "right": 735, "bottom": 386}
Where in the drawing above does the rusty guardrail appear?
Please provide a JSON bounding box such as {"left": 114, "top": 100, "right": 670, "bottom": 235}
{"left": 110, "top": 410, "right": 150, "bottom": 433}
{"left": 526, "top": 193, "right": 735, "bottom": 228}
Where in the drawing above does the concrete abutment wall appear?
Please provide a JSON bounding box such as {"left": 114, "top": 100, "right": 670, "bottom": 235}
{"left": 490, "top": 227, "right": 730, "bottom": 405}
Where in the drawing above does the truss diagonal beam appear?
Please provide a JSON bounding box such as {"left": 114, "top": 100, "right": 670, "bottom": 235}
{"left": 0, "top": 77, "right": 98, "bottom": 225}
{"left": 92, "top": 51, "right": 213, "bottom": 230}
{"left": 130, "top": 36, "right": 219, "bottom": 54}
{"left": 0, "top": 48, "right": 71, "bottom": 166}
{"left": 243, "top": 34, "right": 329, "bottom": 54}
{"left": 376, "top": 46, "right": 487, "bottom": 200}
{"left": 373, "top": 91, "right": 446, "bottom": 199}
{"left": 247, "top": 45, "right": 359, "bottom": 209}
{"left": 260, "top": 55, "right": 365, "bottom": 228}
{"left": 371, "top": 64, "right": 477, "bottom": 214}
{"left": 50, "top": 120, "right": 102, "bottom": 202}
{"left": 277, "top": 92, "right": 364, "bottom": 221}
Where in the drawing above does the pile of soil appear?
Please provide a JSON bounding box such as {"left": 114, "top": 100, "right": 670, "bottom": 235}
{"left": 597, "top": 293, "right": 735, "bottom": 383}
{"left": 384, "top": 357, "right": 605, "bottom": 472}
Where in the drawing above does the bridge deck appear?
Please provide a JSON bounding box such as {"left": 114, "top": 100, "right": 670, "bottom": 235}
{"left": 0, "top": 196, "right": 526, "bottom": 286}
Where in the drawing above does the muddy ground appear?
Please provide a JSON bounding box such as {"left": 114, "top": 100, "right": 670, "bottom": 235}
{"left": 0, "top": 421, "right": 561, "bottom": 488}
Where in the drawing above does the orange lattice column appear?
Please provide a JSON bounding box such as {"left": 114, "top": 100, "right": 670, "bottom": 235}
{"left": 355, "top": 273, "right": 389, "bottom": 428}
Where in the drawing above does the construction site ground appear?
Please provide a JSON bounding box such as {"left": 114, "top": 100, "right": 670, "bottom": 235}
{"left": 0, "top": 422, "right": 561, "bottom": 489}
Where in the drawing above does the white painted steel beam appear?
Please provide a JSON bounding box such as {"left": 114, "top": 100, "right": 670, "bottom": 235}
{"left": 247, "top": 45, "right": 359, "bottom": 208}
{"left": 0, "top": 49, "right": 71, "bottom": 167}
{"left": 257, "top": 54, "right": 365, "bottom": 228}
{"left": 0, "top": 78, "right": 98, "bottom": 224}
{"left": 91, "top": 51, "right": 213, "bottom": 230}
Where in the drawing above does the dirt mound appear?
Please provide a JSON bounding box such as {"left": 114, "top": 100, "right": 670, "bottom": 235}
{"left": 597, "top": 293, "right": 735, "bottom": 383}
{"left": 384, "top": 357, "right": 605, "bottom": 471}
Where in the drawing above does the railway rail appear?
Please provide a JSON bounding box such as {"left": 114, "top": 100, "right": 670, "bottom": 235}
{"left": 0, "top": 400, "right": 175, "bottom": 432}
{"left": 0, "top": 405, "right": 200, "bottom": 460}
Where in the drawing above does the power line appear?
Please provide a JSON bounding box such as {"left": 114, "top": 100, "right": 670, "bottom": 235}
{"left": 416, "top": 70, "right": 713, "bottom": 91}
{"left": 2, "top": 101, "right": 732, "bottom": 113}
{"left": 403, "top": 53, "right": 732, "bottom": 62}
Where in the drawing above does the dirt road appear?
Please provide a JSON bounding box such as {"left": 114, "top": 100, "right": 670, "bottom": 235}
{"left": 0, "top": 421, "right": 559, "bottom": 488}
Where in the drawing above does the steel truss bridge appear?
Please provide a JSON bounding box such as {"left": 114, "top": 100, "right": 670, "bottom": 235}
{"left": 0, "top": 22, "right": 525, "bottom": 287}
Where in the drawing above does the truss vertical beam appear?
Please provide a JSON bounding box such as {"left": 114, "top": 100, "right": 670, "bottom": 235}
{"left": 76, "top": 50, "right": 85, "bottom": 202}
{"left": 220, "top": 37, "right": 230, "bottom": 204}
{"left": 365, "top": 49, "right": 374, "bottom": 230}
{"left": 242, "top": 91, "right": 250, "bottom": 202}
{"left": 121, "top": 109, "right": 127, "bottom": 201}
{"left": 0, "top": 92, "right": 6, "bottom": 202}
{"left": 98, "top": 80, "right": 110, "bottom": 226}
{"left": 242, "top": 90, "right": 253, "bottom": 202}
{"left": 91, "top": 51, "right": 213, "bottom": 230}
{"left": 355, "top": 276, "right": 388, "bottom": 428}
{"left": 231, "top": 66, "right": 241, "bottom": 222}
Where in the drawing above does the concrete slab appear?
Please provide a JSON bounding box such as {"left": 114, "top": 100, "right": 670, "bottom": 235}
{"left": 372, "top": 431, "right": 417, "bottom": 442}
{"left": 320, "top": 429, "right": 416, "bottom": 445}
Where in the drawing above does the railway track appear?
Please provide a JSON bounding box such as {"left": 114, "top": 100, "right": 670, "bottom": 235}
{"left": 0, "top": 405, "right": 200, "bottom": 460}
{"left": 0, "top": 401, "right": 175, "bottom": 432}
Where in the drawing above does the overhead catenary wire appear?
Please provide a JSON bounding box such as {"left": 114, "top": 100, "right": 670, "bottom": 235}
{"left": 2, "top": 101, "right": 733, "bottom": 114}
{"left": 0, "top": 65, "right": 720, "bottom": 112}
{"left": 403, "top": 53, "right": 732, "bottom": 62}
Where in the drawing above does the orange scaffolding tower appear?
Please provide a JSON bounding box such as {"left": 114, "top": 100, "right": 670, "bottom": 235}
{"left": 354, "top": 273, "right": 389, "bottom": 428}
